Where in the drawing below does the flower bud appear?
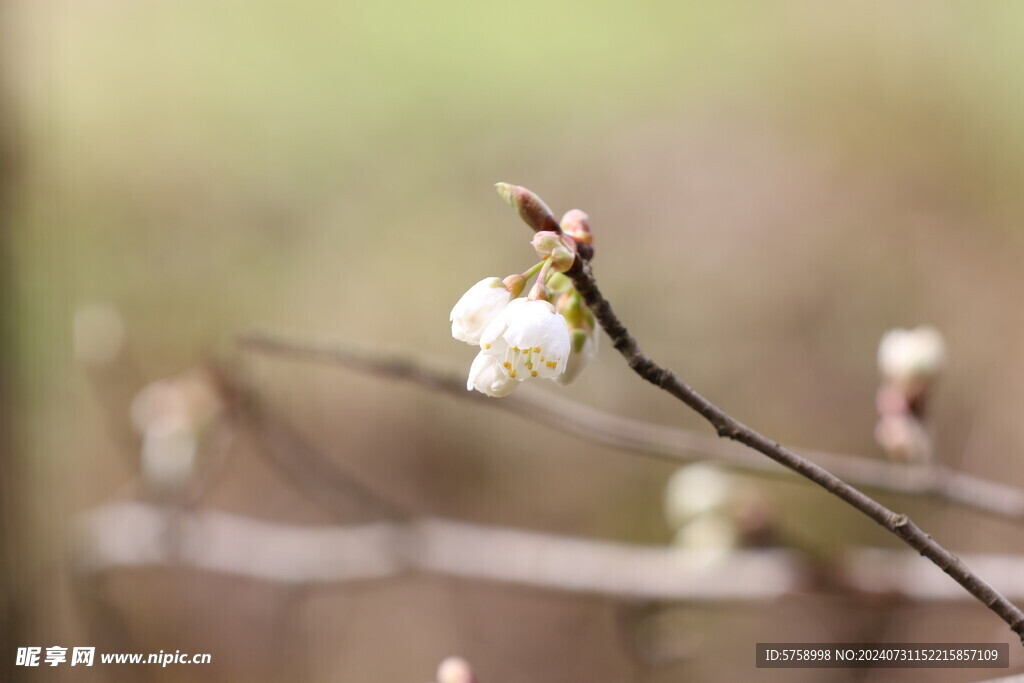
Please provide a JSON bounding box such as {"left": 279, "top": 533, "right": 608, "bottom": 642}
{"left": 141, "top": 429, "right": 198, "bottom": 492}
{"left": 549, "top": 246, "right": 575, "bottom": 273}
{"left": 555, "top": 291, "right": 591, "bottom": 331}
{"left": 130, "top": 369, "right": 226, "bottom": 493}
{"left": 531, "top": 231, "right": 577, "bottom": 272}
{"left": 502, "top": 274, "right": 526, "bottom": 298}
{"left": 664, "top": 463, "right": 732, "bottom": 530}
{"left": 130, "top": 370, "right": 225, "bottom": 437}
{"left": 495, "top": 183, "right": 560, "bottom": 233}
{"left": 530, "top": 231, "right": 564, "bottom": 256}
{"left": 560, "top": 209, "right": 591, "bottom": 245}
{"left": 570, "top": 328, "right": 588, "bottom": 354}
{"left": 878, "top": 326, "right": 946, "bottom": 386}
{"left": 552, "top": 291, "right": 597, "bottom": 385}
{"left": 561, "top": 209, "right": 593, "bottom": 261}
{"left": 527, "top": 276, "right": 549, "bottom": 302}
{"left": 546, "top": 272, "right": 573, "bottom": 295}
{"left": 877, "top": 326, "right": 946, "bottom": 418}
{"left": 437, "top": 656, "right": 477, "bottom": 683}
{"left": 671, "top": 514, "right": 740, "bottom": 554}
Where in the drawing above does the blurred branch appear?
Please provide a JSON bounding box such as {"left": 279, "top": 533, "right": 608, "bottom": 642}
{"left": 235, "top": 329, "right": 1024, "bottom": 522}
{"left": 75, "top": 501, "right": 1024, "bottom": 602}
{"left": 75, "top": 502, "right": 800, "bottom": 599}
{"left": 566, "top": 256, "right": 1024, "bottom": 643}
{"left": 227, "top": 375, "right": 409, "bottom": 521}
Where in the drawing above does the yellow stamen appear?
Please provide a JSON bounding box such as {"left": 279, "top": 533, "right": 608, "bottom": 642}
{"left": 546, "top": 361, "right": 557, "bottom": 369}
{"left": 530, "top": 370, "right": 538, "bottom": 377}
{"left": 533, "top": 347, "right": 541, "bottom": 353}
{"left": 510, "top": 369, "right": 517, "bottom": 378}
{"left": 484, "top": 343, "right": 491, "bottom": 349}
{"left": 503, "top": 361, "right": 512, "bottom": 369}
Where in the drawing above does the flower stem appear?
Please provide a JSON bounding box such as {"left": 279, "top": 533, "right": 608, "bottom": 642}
{"left": 520, "top": 260, "right": 547, "bottom": 281}
{"left": 528, "top": 258, "right": 553, "bottom": 301}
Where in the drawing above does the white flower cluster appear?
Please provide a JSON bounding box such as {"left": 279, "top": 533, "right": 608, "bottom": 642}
{"left": 451, "top": 183, "right": 600, "bottom": 397}
{"left": 451, "top": 277, "right": 587, "bottom": 397}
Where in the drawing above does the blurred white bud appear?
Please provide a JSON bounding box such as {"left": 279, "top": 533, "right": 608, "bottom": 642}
{"left": 664, "top": 463, "right": 732, "bottom": 530}
{"left": 878, "top": 326, "right": 946, "bottom": 387}
{"left": 437, "top": 656, "right": 477, "bottom": 683}
{"left": 671, "top": 515, "right": 740, "bottom": 553}
{"left": 72, "top": 302, "right": 125, "bottom": 366}
{"left": 141, "top": 429, "right": 197, "bottom": 491}
{"left": 130, "top": 370, "right": 225, "bottom": 437}
{"left": 874, "top": 413, "right": 931, "bottom": 462}
{"left": 130, "top": 369, "right": 225, "bottom": 491}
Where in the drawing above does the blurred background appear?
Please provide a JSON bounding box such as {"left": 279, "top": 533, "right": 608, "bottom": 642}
{"left": 4, "top": 1, "right": 1024, "bottom": 681}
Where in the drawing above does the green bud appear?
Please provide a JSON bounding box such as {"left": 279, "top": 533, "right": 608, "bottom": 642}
{"left": 530, "top": 231, "right": 563, "bottom": 256}
{"left": 549, "top": 245, "right": 576, "bottom": 272}
{"left": 547, "top": 272, "right": 573, "bottom": 294}
{"left": 531, "top": 230, "right": 577, "bottom": 272}
{"left": 556, "top": 290, "right": 594, "bottom": 331}
{"left": 495, "top": 183, "right": 560, "bottom": 233}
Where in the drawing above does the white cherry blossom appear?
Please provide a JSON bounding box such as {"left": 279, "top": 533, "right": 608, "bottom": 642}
{"left": 450, "top": 277, "right": 512, "bottom": 345}
{"left": 466, "top": 352, "right": 518, "bottom": 397}
{"left": 479, "top": 298, "right": 570, "bottom": 382}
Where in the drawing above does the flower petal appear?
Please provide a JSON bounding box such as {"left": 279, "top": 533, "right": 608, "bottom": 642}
{"left": 467, "top": 351, "right": 519, "bottom": 397}
{"left": 450, "top": 278, "right": 512, "bottom": 345}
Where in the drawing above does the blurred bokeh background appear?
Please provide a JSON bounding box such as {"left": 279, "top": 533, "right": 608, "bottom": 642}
{"left": 4, "top": 1, "right": 1024, "bottom": 681}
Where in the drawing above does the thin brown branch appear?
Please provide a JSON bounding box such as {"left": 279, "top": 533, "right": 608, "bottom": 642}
{"left": 235, "top": 330, "right": 1024, "bottom": 522}
{"left": 567, "top": 257, "right": 1024, "bottom": 644}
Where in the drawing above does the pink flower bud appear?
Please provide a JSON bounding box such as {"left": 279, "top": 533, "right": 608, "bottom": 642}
{"left": 495, "top": 183, "right": 559, "bottom": 233}
{"left": 560, "top": 209, "right": 591, "bottom": 245}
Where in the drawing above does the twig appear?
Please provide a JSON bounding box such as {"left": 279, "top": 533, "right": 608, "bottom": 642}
{"left": 235, "top": 330, "right": 1024, "bottom": 522}
{"left": 226, "top": 372, "right": 409, "bottom": 522}
{"left": 566, "top": 256, "right": 1024, "bottom": 643}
